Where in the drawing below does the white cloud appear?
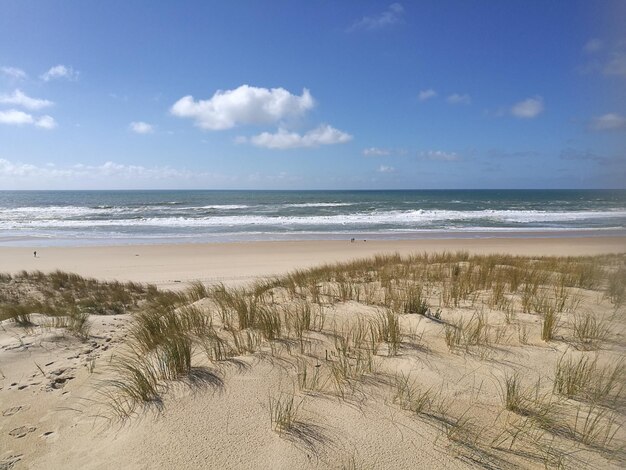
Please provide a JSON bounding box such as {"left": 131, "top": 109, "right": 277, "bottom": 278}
{"left": 247, "top": 124, "right": 352, "bottom": 149}
{"left": 446, "top": 93, "right": 471, "bottom": 105}
{"left": 171, "top": 85, "right": 315, "bottom": 130}
{"left": 347, "top": 3, "right": 404, "bottom": 32}
{"left": 1, "top": 66, "right": 27, "bottom": 80}
{"left": 583, "top": 38, "right": 603, "bottom": 53}
{"left": 589, "top": 113, "right": 626, "bottom": 131}
{"left": 377, "top": 165, "right": 395, "bottom": 173}
{"left": 0, "top": 109, "right": 33, "bottom": 125}
{"left": 0, "top": 109, "right": 56, "bottom": 129}
{"left": 129, "top": 121, "right": 154, "bottom": 134}
{"left": 0, "top": 89, "right": 54, "bottom": 110}
{"left": 511, "top": 96, "right": 544, "bottom": 118}
{"left": 363, "top": 147, "right": 391, "bottom": 156}
{"left": 0, "top": 159, "right": 42, "bottom": 177}
{"left": 41, "top": 64, "right": 79, "bottom": 81}
{"left": 0, "top": 159, "right": 197, "bottom": 180}
{"left": 421, "top": 150, "right": 459, "bottom": 161}
{"left": 35, "top": 115, "right": 57, "bottom": 129}
{"left": 418, "top": 89, "right": 437, "bottom": 101}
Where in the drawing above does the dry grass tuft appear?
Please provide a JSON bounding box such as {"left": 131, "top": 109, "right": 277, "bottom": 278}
{"left": 553, "top": 354, "right": 623, "bottom": 404}
{"left": 572, "top": 312, "right": 609, "bottom": 349}
{"left": 269, "top": 392, "right": 302, "bottom": 434}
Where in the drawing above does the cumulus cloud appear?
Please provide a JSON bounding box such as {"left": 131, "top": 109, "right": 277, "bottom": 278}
{"left": 446, "top": 93, "right": 471, "bottom": 105}
{"left": 0, "top": 109, "right": 56, "bottom": 129}
{"left": 511, "top": 96, "right": 544, "bottom": 118}
{"left": 421, "top": 150, "right": 459, "bottom": 161}
{"left": 247, "top": 124, "right": 352, "bottom": 149}
{"left": 347, "top": 3, "right": 404, "bottom": 32}
{"left": 0, "top": 109, "right": 33, "bottom": 125}
{"left": 35, "top": 115, "right": 57, "bottom": 129}
{"left": 589, "top": 113, "right": 626, "bottom": 131}
{"left": 377, "top": 165, "right": 395, "bottom": 173}
{"left": 1, "top": 66, "right": 27, "bottom": 80}
{"left": 0, "top": 89, "right": 54, "bottom": 110}
{"left": 41, "top": 64, "right": 79, "bottom": 81}
{"left": 129, "top": 121, "right": 154, "bottom": 134}
{"left": 363, "top": 147, "right": 391, "bottom": 156}
{"left": 171, "top": 85, "right": 315, "bottom": 130}
{"left": 418, "top": 89, "right": 437, "bottom": 101}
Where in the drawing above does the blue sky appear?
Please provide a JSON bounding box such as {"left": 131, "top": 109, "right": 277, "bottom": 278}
{"left": 0, "top": 0, "right": 624, "bottom": 189}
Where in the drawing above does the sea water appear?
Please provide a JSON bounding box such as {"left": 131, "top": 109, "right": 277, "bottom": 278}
{"left": 0, "top": 189, "right": 625, "bottom": 246}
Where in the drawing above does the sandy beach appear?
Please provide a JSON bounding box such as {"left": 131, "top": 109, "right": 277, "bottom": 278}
{"left": 1, "top": 236, "right": 624, "bottom": 288}
{"left": 1, "top": 236, "right": 625, "bottom": 469}
{"left": 3, "top": 0, "right": 625, "bottom": 467}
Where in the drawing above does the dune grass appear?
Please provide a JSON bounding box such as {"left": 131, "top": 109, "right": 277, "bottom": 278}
{"left": 572, "top": 312, "right": 609, "bottom": 349}
{"left": 0, "top": 270, "right": 155, "bottom": 339}
{"left": 6, "top": 252, "right": 625, "bottom": 466}
{"left": 553, "top": 354, "right": 623, "bottom": 404}
{"left": 269, "top": 392, "right": 302, "bottom": 434}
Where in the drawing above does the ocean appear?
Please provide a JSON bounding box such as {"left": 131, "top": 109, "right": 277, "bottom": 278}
{"left": 0, "top": 190, "right": 625, "bottom": 246}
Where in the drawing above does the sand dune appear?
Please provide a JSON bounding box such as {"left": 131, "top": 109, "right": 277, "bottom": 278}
{"left": 1, "top": 239, "right": 625, "bottom": 469}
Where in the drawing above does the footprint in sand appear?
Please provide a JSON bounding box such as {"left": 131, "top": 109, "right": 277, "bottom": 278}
{"left": 0, "top": 454, "right": 23, "bottom": 470}
{"left": 2, "top": 405, "right": 25, "bottom": 417}
{"left": 45, "top": 368, "right": 76, "bottom": 390}
{"left": 9, "top": 425, "right": 36, "bottom": 438}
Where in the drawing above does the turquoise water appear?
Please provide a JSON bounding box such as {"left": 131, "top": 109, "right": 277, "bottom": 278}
{"left": 0, "top": 190, "right": 625, "bottom": 246}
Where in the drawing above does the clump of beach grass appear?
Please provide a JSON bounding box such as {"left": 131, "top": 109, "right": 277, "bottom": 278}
{"left": 553, "top": 354, "right": 623, "bottom": 404}
{"left": 393, "top": 372, "right": 435, "bottom": 415}
{"left": 499, "top": 372, "right": 524, "bottom": 414}
{"left": 269, "top": 392, "right": 302, "bottom": 434}
{"left": 572, "top": 402, "right": 622, "bottom": 448}
{"left": 402, "top": 284, "right": 429, "bottom": 316}
{"left": 103, "top": 299, "right": 223, "bottom": 418}
{"left": 540, "top": 306, "right": 559, "bottom": 342}
{"left": 606, "top": 266, "right": 625, "bottom": 306}
{"left": 444, "top": 311, "right": 491, "bottom": 353}
{"left": 572, "top": 312, "right": 609, "bottom": 349}
{"left": 46, "top": 306, "right": 91, "bottom": 338}
{"left": 371, "top": 309, "right": 401, "bottom": 356}
{"left": 186, "top": 280, "right": 209, "bottom": 302}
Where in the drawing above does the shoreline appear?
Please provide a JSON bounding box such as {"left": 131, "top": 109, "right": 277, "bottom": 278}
{"left": 1, "top": 235, "right": 624, "bottom": 289}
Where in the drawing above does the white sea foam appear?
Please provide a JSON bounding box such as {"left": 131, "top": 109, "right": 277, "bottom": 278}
{"left": 1, "top": 209, "right": 625, "bottom": 230}
{"left": 197, "top": 205, "right": 250, "bottom": 210}
{"left": 282, "top": 202, "right": 354, "bottom": 208}
{"left": 0, "top": 206, "right": 117, "bottom": 219}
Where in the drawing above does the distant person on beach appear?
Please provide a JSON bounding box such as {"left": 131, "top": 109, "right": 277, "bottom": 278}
{"left": 33, "top": 251, "right": 37, "bottom": 258}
